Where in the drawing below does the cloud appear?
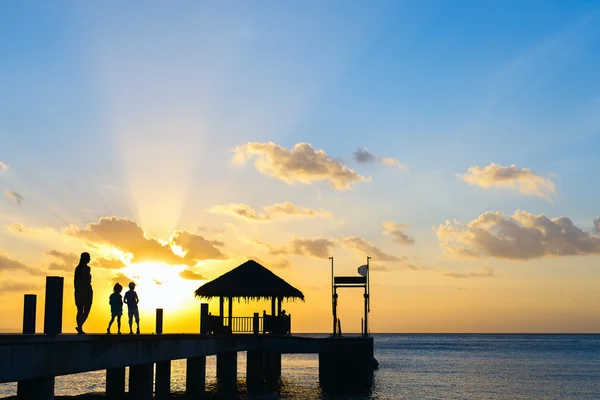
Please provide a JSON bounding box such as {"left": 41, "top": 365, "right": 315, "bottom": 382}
{"left": 170, "top": 231, "right": 227, "bottom": 261}
{"left": 594, "top": 217, "right": 600, "bottom": 233}
{"left": 252, "top": 237, "right": 336, "bottom": 259}
{"left": 91, "top": 257, "right": 127, "bottom": 270}
{"left": 5, "top": 223, "right": 55, "bottom": 237}
{"left": 0, "top": 252, "right": 43, "bottom": 276}
{"left": 5, "top": 191, "right": 24, "bottom": 205}
{"left": 178, "top": 269, "right": 206, "bottom": 280}
{"left": 111, "top": 272, "right": 133, "bottom": 285}
{"left": 353, "top": 148, "right": 405, "bottom": 169}
{"left": 461, "top": 163, "right": 556, "bottom": 200}
{"left": 47, "top": 249, "right": 78, "bottom": 272}
{"left": 341, "top": 236, "right": 419, "bottom": 270}
{"left": 0, "top": 280, "right": 42, "bottom": 293}
{"left": 443, "top": 267, "right": 494, "bottom": 279}
{"left": 232, "top": 142, "right": 369, "bottom": 190}
{"left": 209, "top": 201, "right": 332, "bottom": 221}
{"left": 65, "top": 217, "right": 226, "bottom": 266}
{"left": 382, "top": 221, "right": 415, "bottom": 245}
{"left": 435, "top": 210, "right": 600, "bottom": 260}
{"left": 0, "top": 162, "right": 7, "bottom": 172}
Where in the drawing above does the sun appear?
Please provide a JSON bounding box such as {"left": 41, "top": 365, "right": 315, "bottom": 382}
{"left": 119, "top": 261, "right": 201, "bottom": 313}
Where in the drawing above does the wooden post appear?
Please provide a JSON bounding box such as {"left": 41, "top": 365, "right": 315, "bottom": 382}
{"left": 277, "top": 297, "right": 282, "bottom": 316}
{"left": 246, "top": 350, "right": 263, "bottom": 392}
{"left": 363, "top": 287, "right": 368, "bottom": 337}
{"left": 264, "top": 353, "right": 281, "bottom": 387}
{"left": 217, "top": 351, "right": 237, "bottom": 395}
{"left": 228, "top": 296, "right": 233, "bottom": 331}
{"left": 219, "top": 297, "right": 224, "bottom": 326}
{"left": 43, "top": 276, "right": 63, "bottom": 335}
{"left": 270, "top": 297, "right": 276, "bottom": 316}
{"left": 16, "top": 376, "right": 55, "bottom": 400}
{"left": 155, "top": 308, "right": 163, "bottom": 334}
{"left": 200, "top": 303, "right": 209, "bottom": 335}
{"left": 332, "top": 288, "right": 338, "bottom": 336}
{"left": 22, "top": 294, "right": 36, "bottom": 334}
{"left": 253, "top": 312, "right": 259, "bottom": 335}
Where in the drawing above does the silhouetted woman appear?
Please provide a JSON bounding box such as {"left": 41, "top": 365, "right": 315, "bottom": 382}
{"left": 74, "top": 252, "right": 93, "bottom": 334}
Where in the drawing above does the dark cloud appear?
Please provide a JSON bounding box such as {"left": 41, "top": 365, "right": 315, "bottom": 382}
{"left": 47, "top": 249, "right": 78, "bottom": 272}
{"left": 443, "top": 267, "right": 494, "bottom": 279}
{"left": 0, "top": 280, "right": 42, "bottom": 293}
{"left": 5, "top": 190, "right": 24, "bottom": 205}
{"left": 353, "top": 148, "right": 404, "bottom": 168}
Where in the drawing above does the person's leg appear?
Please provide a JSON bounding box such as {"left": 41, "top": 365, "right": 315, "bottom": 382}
{"left": 82, "top": 301, "right": 92, "bottom": 325}
{"left": 135, "top": 311, "right": 140, "bottom": 334}
{"left": 108, "top": 315, "right": 115, "bottom": 333}
{"left": 117, "top": 315, "right": 121, "bottom": 333}
{"left": 128, "top": 312, "right": 133, "bottom": 334}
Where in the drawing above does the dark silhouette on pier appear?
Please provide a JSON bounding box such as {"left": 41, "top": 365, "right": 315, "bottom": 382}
{"left": 74, "top": 252, "right": 93, "bottom": 334}
{"left": 124, "top": 282, "right": 140, "bottom": 335}
{"left": 106, "top": 283, "right": 123, "bottom": 334}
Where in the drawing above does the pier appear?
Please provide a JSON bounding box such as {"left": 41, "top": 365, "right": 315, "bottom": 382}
{"left": 1, "top": 259, "right": 377, "bottom": 399}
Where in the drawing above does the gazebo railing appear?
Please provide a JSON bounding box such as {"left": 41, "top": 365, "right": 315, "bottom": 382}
{"left": 226, "top": 316, "right": 264, "bottom": 333}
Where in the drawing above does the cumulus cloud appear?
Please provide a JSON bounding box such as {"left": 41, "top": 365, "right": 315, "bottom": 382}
{"left": 209, "top": 201, "right": 332, "bottom": 221}
{"left": 179, "top": 269, "right": 206, "bottom": 280}
{"left": 0, "top": 280, "right": 42, "bottom": 293}
{"left": 353, "top": 148, "right": 405, "bottom": 169}
{"left": 435, "top": 210, "right": 600, "bottom": 260}
{"left": 594, "top": 217, "right": 600, "bottom": 233}
{"left": 111, "top": 272, "right": 133, "bottom": 285}
{"left": 0, "top": 162, "right": 8, "bottom": 172}
{"left": 232, "top": 142, "right": 368, "bottom": 190}
{"left": 65, "top": 217, "right": 226, "bottom": 266}
{"left": 5, "top": 190, "right": 24, "bottom": 205}
{"left": 253, "top": 237, "right": 336, "bottom": 259}
{"left": 382, "top": 221, "right": 415, "bottom": 245}
{"left": 47, "top": 249, "right": 78, "bottom": 272}
{"left": 443, "top": 267, "right": 494, "bottom": 279}
{"left": 461, "top": 163, "right": 556, "bottom": 200}
{"left": 341, "top": 236, "right": 419, "bottom": 270}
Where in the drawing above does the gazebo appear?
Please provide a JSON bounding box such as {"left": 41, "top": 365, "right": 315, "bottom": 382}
{"left": 194, "top": 259, "right": 305, "bottom": 334}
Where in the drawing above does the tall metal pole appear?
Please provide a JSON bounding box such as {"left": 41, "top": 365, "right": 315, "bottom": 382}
{"left": 366, "top": 256, "right": 371, "bottom": 336}
{"left": 329, "top": 257, "right": 335, "bottom": 336}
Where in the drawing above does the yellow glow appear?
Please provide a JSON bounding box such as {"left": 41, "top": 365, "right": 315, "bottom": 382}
{"left": 119, "top": 261, "right": 203, "bottom": 313}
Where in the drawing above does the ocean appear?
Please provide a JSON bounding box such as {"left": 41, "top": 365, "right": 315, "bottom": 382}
{"left": 1, "top": 334, "right": 599, "bottom": 399}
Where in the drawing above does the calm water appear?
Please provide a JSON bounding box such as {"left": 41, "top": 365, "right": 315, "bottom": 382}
{"left": 1, "top": 334, "right": 599, "bottom": 399}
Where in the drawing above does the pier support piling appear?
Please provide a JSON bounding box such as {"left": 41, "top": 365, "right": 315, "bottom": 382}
{"left": 16, "top": 377, "right": 55, "bottom": 400}
{"left": 264, "top": 353, "right": 281, "bottom": 387}
{"left": 129, "top": 364, "right": 154, "bottom": 400}
{"left": 106, "top": 367, "right": 125, "bottom": 399}
{"left": 246, "top": 350, "right": 264, "bottom": 392}
{"left": 155, "top": 362, "right": 171, "bottom": 399}
{"left": 217, "top": 351, "right": 237, "bottom": 395}
{"left": 186, "top": 356, "right": 206, "bottom": 397}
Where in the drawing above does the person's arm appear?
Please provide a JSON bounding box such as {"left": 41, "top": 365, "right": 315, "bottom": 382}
{"left": 124, "top": 293, "right": 128, "bottom": 304}
{"left": 135, "top": 292, "right": 139, "bottom": 305}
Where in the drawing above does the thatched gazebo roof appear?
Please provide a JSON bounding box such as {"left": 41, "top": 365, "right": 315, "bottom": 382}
{"left": 194, "top": 259, "right": 305, "bottom": 302}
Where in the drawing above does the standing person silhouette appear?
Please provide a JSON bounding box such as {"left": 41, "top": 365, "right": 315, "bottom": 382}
{"left": 74, "top": 252, "right": 93, "bottom": 334}
{"left": 124, "top": 282, "right": 140, "bottom": 335}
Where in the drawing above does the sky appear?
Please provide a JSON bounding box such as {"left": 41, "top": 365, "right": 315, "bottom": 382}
{"left": 1, "top": 0, "right": 600, "bottom": 334}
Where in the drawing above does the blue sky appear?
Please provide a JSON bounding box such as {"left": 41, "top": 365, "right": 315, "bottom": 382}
{"left": 1, "top": 1, "right": 600, "bottom": 333}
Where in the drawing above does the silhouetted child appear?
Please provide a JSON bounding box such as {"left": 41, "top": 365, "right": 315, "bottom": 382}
{"left": 107, "top": 283, "right": 123, "bottom": 334}
{"left": 124, "top": 281, "right": 140, "bottom": 335}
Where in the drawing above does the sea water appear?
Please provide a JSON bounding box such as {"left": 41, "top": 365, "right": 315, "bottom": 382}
{"left": 1, "top": 334, "right": 599, "bottom": 399}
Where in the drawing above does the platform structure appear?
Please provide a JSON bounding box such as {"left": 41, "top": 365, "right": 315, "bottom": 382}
{"left": 330, "top": 256, "right": 371, "bottom": 337}
{"left": 1, "top": 258, "right": 377, "bottom": 399}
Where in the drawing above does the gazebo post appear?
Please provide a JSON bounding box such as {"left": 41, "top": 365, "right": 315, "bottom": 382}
{"left": 277, "top": 297, "right": 282, "bottom": 316}
{"left": 228, "top": 296, "right": 233, "bottom": 332}
{"left": 219, "top": 297, "right": 224, "bottom": 325}
{"left": 270, "top": 297, "right": 276, "bottom": 316}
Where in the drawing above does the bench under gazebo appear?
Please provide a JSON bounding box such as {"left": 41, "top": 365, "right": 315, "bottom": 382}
{"left": 194, "top": 259, "right": 305, "bottom": 335}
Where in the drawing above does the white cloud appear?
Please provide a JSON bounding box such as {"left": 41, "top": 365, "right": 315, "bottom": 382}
{"left": 382, "top": 221, "right": 415, "bottom": 245}
{"left": 461, "top": 163, "right": 556, "bottom": 200}
{"left": 209, "top": 201, "right": 332, "bottom": 221}
{"left": 232, "top": 141, "right": 369, "bottom": 190}
{"left": 435, "top": 210, "right": 600, "bottom": 260}
{"left": 0, "top": 162, "right": 8, "bottom": 172}
{"left": 594, "top": 217, "right": 600, "bottom": 234}
{"left": 341, "top": 236, "right": 419, "bottom": 270}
